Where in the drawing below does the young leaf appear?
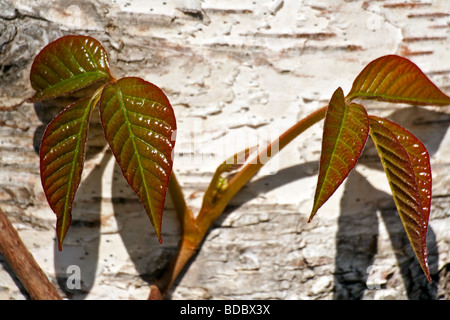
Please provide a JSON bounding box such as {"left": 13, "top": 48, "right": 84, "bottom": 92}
{"left": 30, "top": 35, "right": 112, "bottom": 103}
{"left": 369, "top": 116, "right": 431, "bottom": 282}
{"left": 346, "top": 55, "right": 450, "bottom": 106}
{"left": 40, "top": 91, "right": 101, "bottom": 250}
{"left": 202, "top": 145, "right": 258, "bottom": 208}
{"left": 99, "top": 77, "right": 176, "bottom": 242}
{"left": 309, "top": 87, "right": 369, "bottom": 222}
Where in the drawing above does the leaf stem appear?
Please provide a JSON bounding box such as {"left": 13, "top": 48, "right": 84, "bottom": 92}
{"left": 149, "top": 172, "right": 200, "bottom": 298}
{"left": 0, "top": 207, "right": 61, "bottom": 300}
{"left": 149, "top": 105, "right": 327, "bottom": 299}
{"left": 197, "top": 105, "right": 328, "bottom": 229}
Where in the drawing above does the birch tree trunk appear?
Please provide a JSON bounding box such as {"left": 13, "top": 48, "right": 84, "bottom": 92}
{"left": 0, "top": 0, "right": 449, "bottom": 299}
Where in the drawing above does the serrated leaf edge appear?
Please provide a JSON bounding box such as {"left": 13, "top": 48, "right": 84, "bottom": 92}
{"left": 368, "top": 116, "right": 431, "bottom": 281}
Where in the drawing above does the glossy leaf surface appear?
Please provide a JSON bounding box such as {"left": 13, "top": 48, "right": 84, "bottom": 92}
{"left": 347, "top": 55, "right": 450, "bottom": 106}
{"left": 369, "top": 116, "right": 431, "bottom": 281}
{"left": 309, "top": 88, "right": 369, "bottom": 222}
{"left": 30, "top": 35, "right": 111, "bottom": 102}
{"left": 40, "top": 93, "right": 100, "bottom": 250}
{"left": 99, "top": 77, "right": 176, "bottom": 242}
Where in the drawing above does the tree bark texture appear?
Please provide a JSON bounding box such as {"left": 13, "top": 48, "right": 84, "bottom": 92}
{"left": 0, "top": 0, "right": 449, "bottom": 299}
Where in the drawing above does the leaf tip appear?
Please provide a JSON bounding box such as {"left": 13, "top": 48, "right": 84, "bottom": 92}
{"left": 152, "top": 214, "right": 163, "bottom": 244}
{"left": 425, "top": 269, "right": 432, "bottom": 283}
{"left": 56, "top": 225, "right": 68, "bottom": 252}
{"left": 420, "top": 246, "right": 432, "bottom": 283}
{"left": 155, "top": 226, "right": 163, "bottom": 244}
{"left": 347, "top": 54, "right": 450, "bottom": 106}
{"left": 420, "top": 255, "right": 432, "bottom": 283}
{"left": 307, "top": 209, "right": 318, "bottom": 223}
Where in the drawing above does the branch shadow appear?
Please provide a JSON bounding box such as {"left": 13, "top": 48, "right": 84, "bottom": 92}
{"left": 219, "top": 160, "right": 320, "bottom": 211}
{"left": 164, "top": 106, "right": 447, "bottom": 299}
{"left": 162, "top": 160, "right": 320, "bottom": 298}
{"left": 30, "top": 94, "right": 447, "bottom": 299}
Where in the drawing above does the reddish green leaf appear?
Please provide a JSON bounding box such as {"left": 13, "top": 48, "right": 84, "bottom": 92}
{"left": 99, "top": 77, "right": 176, "bottom": 242}
{"left": 374, "top": 117, "right": 432, "bottom": 222}
{"left": 309, "top": 87, "right": 369, "bottom": 222}
{"left": 347, "top": 55, "right": 450, "bottom": 106}
{"left": 369, "top": 116, "right": 431, "bottom": 282}
{"left": 40, "top": 92, "right": 100, "bottom": 250}
{"left": 30, "top": 35, "right": 111, "bottom": 102}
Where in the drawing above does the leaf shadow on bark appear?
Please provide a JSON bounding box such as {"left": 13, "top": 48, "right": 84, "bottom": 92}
{"left": 29, "top": 101, "right": 447, "bottom": 299}
{"left": 162, "top": 160, "right": 320, "bottom": 298}
{"left": 51, "top": 150, "right": 110, "bottom": 299}
{"left": 111, "top": 162, "right": 180, "bottom": 287}
{"left": 333, "top": 168, "right": 439, "bottom": 299}
{"left": 333, "top": 105, "right": 448, "bottom": 300}
{"left": 160, "top": 106, "right": 447, "bottom": 299}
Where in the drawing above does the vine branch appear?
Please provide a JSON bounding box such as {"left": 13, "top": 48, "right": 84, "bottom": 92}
{"left": 0, "top": 207, "right": 61, "bottom": 300}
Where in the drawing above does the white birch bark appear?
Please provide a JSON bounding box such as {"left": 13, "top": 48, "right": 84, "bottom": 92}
{"left": 0, "top": 0, "right": 449, "bottom": 299}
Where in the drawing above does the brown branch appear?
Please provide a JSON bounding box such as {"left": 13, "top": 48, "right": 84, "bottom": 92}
{"left": 0, "top": 207, "right": 61, "bottom": 300}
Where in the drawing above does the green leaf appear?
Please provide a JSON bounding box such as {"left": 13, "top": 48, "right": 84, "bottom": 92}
{"left": 346, "top": 55, "right": 450, "bottom": 106}
{"left": 309, "top": 87, "right": 369, "bottom": 222}
{"left": 99, "top": 77, "right": 176, "bottom": 242}
{"left": 30, "top": 35, "right": 111, "bottom": 102}
{"left": 40, "top": 91, "right": 101, "bottom": 250}
{"left": 369, "top": 116, "right": 431, "bottom": 282}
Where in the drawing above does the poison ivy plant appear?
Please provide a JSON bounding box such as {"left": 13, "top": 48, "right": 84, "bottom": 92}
{"left": 30, "top": 35, "right": 177, "bottom": 250}
{"left": 29, "top": 35, "right": 449, "bottom": 298}
{"left": 309, "top": 55, "right": 450, "bottom": 282}
{"left": 193, "top": 56, "right": 448, "bottom": 287}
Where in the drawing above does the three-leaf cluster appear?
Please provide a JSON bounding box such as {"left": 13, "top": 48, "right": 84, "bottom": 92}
{"left": 310, "top": 55, "right": 450, "bottom": 282}
{"left": 29, "top": 35, "right": 177, "bottom": 250}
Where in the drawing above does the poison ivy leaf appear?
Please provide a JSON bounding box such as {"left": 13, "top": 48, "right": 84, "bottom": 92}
{"left": 40, "top": 91, "right": 101, "bottom": 250}
{"left": 309, "top": 87, "right": 369, "bottom": 222}
{"left": 369, "top": 116, "right": 431, "bottom": 282}
{"left": 30, "top": 35, "right": 111, "bottom": 103}
{"left": 373, "top": 117, "right": 432, "bottom": 222}
{"left": 346, "top": 55, "right": 450, "bottom": 106}
{"left": 99, "top": 77, "right": 176, "bottom": 242}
